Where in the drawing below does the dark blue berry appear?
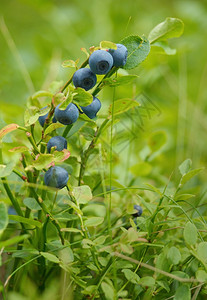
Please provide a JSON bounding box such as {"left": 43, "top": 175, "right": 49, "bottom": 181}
{"left": 73, "top": 68, "right": 97, "bottom": 91}
{"left": 47, "top": 136, "right": 67, "bottom": 153}
{"left": 54, "top": 103, "right": 79, "bottom": 125}
{"left": 89, "top": 50, "right": 113, "bottom": 75}
{"left": 132, "top": 205, "right": 143, "bottom": 217}
{"left": 108, "top": 44, "right": 128, "bottom": 67}
{"left": 80, "top": 96, "right": 101, "bottom": 119}
{"left": 44, "top": 166, "right": 69, "bottom": 189}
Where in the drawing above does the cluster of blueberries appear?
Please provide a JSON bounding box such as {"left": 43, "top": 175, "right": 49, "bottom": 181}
{"left": 38, "top": 44, "right": 128, "bottom": 189}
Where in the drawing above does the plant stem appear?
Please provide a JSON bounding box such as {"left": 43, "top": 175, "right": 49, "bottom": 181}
{"left": 62, "top": 124, "right": 73, "bottom": 138}
{"left": 92, "top": 67, "right": 118, "bottom": 97}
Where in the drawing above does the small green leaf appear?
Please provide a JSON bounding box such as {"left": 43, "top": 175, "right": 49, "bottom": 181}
{"left": 121, "top": 35, "right": 150, "bottom": 70}
{"left": 102, "top": 75, "right": 138, "bottom": 87}
{"left": 9, "top": 215, "right": 42, "bottom": 228}
{"left": 183, "top": 221, "right": 197, "bottom": 245}
{"left": 61, "top": 59, "right": 79, "bottom": 68}
{"left": 73, "top": 88, "right": 93, "bottom": 107}
{"left": 73, "top": 185, "right": 92, "bottom": 205}
{"left": 24, "top": 106, "right": 50, "bottom": 127}
{"left": 0, "top": 162, "right": 15, "bottom": 178}
{"left": 157, "top": 281, "right": 170, "bottom": 293}
{"left": 44, "top": 123, "right": 65, "bottom": 136}
{"left": 196, "top": 270, "right": 207, "bottom": 282}
{"left": 0, "top": 123, "right": 20, "bottom": 140}
{"left": 100, "top": 41, "right": 117, "bottom": 50}
{"left": 152, "top": 41, "right": 176, "bottom": 55}
{"left": 197, "top": 242, "right": 207, "bottom": 263}
{"left": 149, "top": 17, "right": 184, "bottom": 44}
{"left": 0, "top": 234, "right": 30, "bottom": 248}
{"left": 9, "top": 146, "right": 29, "bottom": 153}
{"left": 148, "top": 130, "right": 167, "bottom": 152}
{"left": 84, "top": 217, "right": 104, "bottom": 227}
{"left": 139, "top": 276, "right": 155, "bottom": 287}
{"left": 180, "top": 168, "right": 204, "bottom": 186}
{"left": 174, "top": 285, "right": 190, "bottom": 300}
{"left": 167, "top": 246, "right": 181, "bottom": 265}
{"left": 179, "top": 159, "right": 192, "bottom": 175}
{"left": 32, "top": 154, "right": 54, "bottom": 170}
{"left": 0, "top": 202, "right": 8, "bottom": 234}
{"left": 60, "top": 228, "right": 83, "bottom": 236}
{"left": 122, "top": 269, "right": 140, "bottom": 284}
{"left": 81, "top": 47, "right": 89, "bottom": 58}
{"left": 175, "top": 194, "right": 195, "bottom": 201}
{"left": 23, "top": 197, "right": 41, "bottom": 210}
{"left": 40, "top": 252, "right": 60, "bottom": 263}
{"left": 31, "top": 90, "right": 53, "bottom": 99}
{"left": 109, "top": 98, "right": 139, "bottom": 116}
{"left": 101, "top": 282, "right": 114, "bottom": 300}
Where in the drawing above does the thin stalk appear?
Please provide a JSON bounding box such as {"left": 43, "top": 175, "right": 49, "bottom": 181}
{"left": 92, "top": 67, "right": 118, "bottom": 97}
{"left": 26, "top": 132, "right": 40, "bottom": 154}
{"left": 62, "top": 124, "right": 73, "bottom": 138}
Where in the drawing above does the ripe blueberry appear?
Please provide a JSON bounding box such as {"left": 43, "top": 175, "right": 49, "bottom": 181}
{"left": 73, "top": 68, "right": 97, "bottom": 91}
{"left": 47, "top": 136, "right": 67, "bottom": 153}
{"left": 44, "top": 166, "right": 69, "bottom": 189}
{"left": 38, "top": 111, "right": 57, "bottom": 127}
{"left": 54, "top": 103, "right": 79, "bottom": 125}
{"left": 108, "top": 44, "right": 128, "bottom": 67}
{"left": 132, "top": 205, "right": 143, "bottom": 217}
{"left": 89, "top": 50, "right": 113, "bottom": 75}
{"left": 80, "top": 96, "right": 101, "bottom": 119}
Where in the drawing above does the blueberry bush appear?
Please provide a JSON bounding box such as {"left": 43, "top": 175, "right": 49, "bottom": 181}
{"left": 0, "top": 16, "right": 206, "bottom": 300}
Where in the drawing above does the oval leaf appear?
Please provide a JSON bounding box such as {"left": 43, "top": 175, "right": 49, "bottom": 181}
{"left": 84, "top": 217, "right": 104, "bottom": 227}
{"left": 40, "top": 252, "right": 60, "bottom": 263}
{"left": 0, "top": 124, "right": 19, "bottom": 140}
{"left": 73, "top": 185, "right": 92, "bottom": 205}
{"left": 109, "top": 98, "right": 139, "bottom": 116}
{"left": 9, "top": 215, "right": 42, "bottom": 228}
{"left": 121, "top": 35, "right": 150, "bottom": 70}
{"left": 174, "top": 285, "right": 190, "bottom": 300}
{"left": 183, "top": 221, "right": 197, "bottom": 245}
{"left": 149, "top": 17, "right": 184, "bottom": 44}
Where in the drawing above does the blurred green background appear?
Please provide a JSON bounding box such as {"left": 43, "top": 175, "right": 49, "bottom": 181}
{"left": 0, "top": 0, "right": 206, "bottom": 186}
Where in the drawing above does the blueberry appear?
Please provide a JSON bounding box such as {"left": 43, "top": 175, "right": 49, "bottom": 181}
{"left": 132, "top": 205, "right": 143, "bottom": 217}
{"left": 89, "top": 50, "right": 113, "bottom": 75}
{"left": 47, "top": 136, "right": 67, "bottom": 153}
{"left": 38, "top": 110, "right": 57, "bottom": 127}
{"left": 80, "top": 96, "right": 101, "bottom": 119}
{"left": 73, "top": 68, "right": 97, "bottom": 91}
{"left": 108, "top": 44, "right": 128, "bottom": 67}
{"left": 44, "top": 166, "right": 69, "bottom": 189}
{"left": 54, "top": 103, "right": 79, "bottom": 125}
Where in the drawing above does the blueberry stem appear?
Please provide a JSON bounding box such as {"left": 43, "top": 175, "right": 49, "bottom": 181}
{"left": 92, "top": 66, "right": 118, "bottom": 97}
{"left": 62, "top": 124, "right": 73, "bottom": 138}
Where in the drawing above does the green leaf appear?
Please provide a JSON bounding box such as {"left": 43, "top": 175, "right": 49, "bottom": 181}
{"left": 73, "top": 185, "right": 92, "bottom": 205}
{"left": 121, "top": 35, "right": 150, "bottom": 70}
{"left": 152, "top": 41, "right": 176, "bottom": 55}
{"left": 102, "top": 75, "right": 138, "bottom": 87}
{"left": 174, "top": 285, "right": 191, "bottom": 300}
{"left": 148, "top": 130, "right": 167, "bottom": 152}
{"left": 109, "top": 98, "right": 139, "bottom": 116}
{"left": 0, "top": 162, "right": 15, "bottom": 178}
{"left": 0, "top": 123, "right": 20, "bottom": 140}
{"left": 31, "top": 90, "right": 53, "bottom": 99}
{"left": 40, "top": 252, "right": 60, "bottom": 263}
{"left": 0, "top": 202, "right": 8, "bottom": 234}
{"left": 196, "top": 270, "right": 207, "bottom": 282}
{"left": 179, "top": 159, "right": 192, "bottom": 175}
{"left": 84, "top": 217, "right": 104, "bottom": 227}
{"left": 61, "top": 59, "right": 79, "bottom": 68}
{"left": 183, "top": 221, "right": 197, "bottom": 245}
{"left": 73, "top": 88, "right": 93, "bottom": 107}
{"left": 122, "top": 269, "right": 140, "bottom": 284}
{"left": 197, "top": 242, "right": 207, "bottom": 263}
{"left": 130, "top": 161, "right": 152, "bottom": 177}
{"left": 31, "top": 153, "right": 54, "bottom": 170}
{"left": 24, "top": 106, "right": 50, "bottom": 127}
{"left": 139, "top": 276, "right": 155, "bottom": 287}
{"left": 0, "top": 234, "right": 30, "bottom": 248}
{"left": 23, "top": 197, "right": 41, "bottom": 210}
{"left": 44, "top": 123, "right": 65, "bottom": 136}
{"left": 9, "top": 215, "right": 42, "bottom": 228}
{"left": 157, "top": 281, "right": 170, "bottom": 293}
{"left": 180, "top": 168, "right": 204, "bottom": 186}
{"left": 100, "top": 41, "right": 117, "bottom": 50}
{"left": 101, "top": 282, "right": 114, "bottom": 300}
{"left": 167, "top": 246, "right": 181, "bottom": 265}
{"left": 9, "top": 146, "right": 30, "bottom": 153}
{"left": 81, "top": 47, "right": 89, "bottom": 58}
{"left": 149, "top": 17, "right": 184, "bottom": 44}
